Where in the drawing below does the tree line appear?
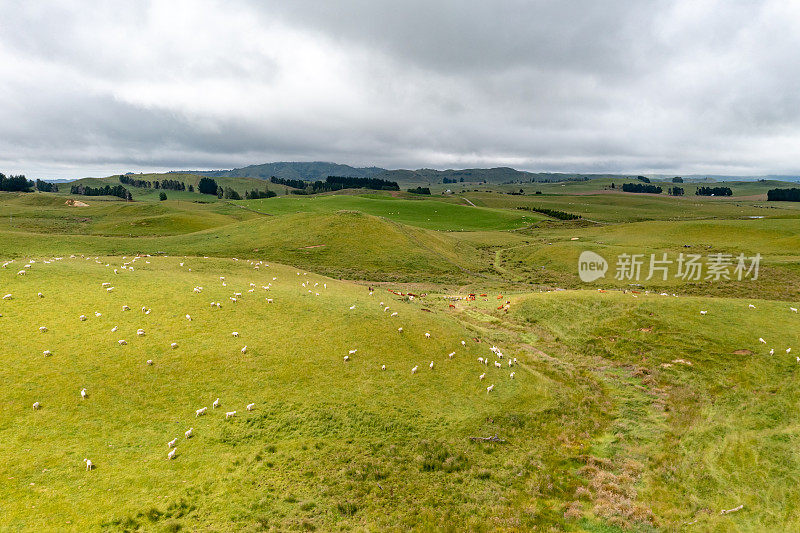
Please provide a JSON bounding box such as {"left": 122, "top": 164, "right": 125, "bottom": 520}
{"left": 270, "top": 175, "right": 400, "bottom": 194}
{"left": 119, "top": 175, "right": 191, "bottom": 191}
{"left": 70, "top": 183, "right": 132, "bottom": 201}
{"left": 0, "top": 173, "right": 61, "bottom": 193}
{"left": 767, "top": 188, "right": 800, "bottom": 201}
{"left": 695, "top": 186, "right": 732, "bottom": 196}
{"left": 516, "top": 206, "right": 581, "bottom": 220}
{"left": 622, "top": 183, "right": 662, "bottom": 194}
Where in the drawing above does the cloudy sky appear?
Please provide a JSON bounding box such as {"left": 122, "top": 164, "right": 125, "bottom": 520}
{"left": 1, "top": 0, "right": 799, "bottom": 179}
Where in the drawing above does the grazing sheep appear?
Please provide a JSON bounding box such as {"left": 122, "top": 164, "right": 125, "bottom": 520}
{"left": 429, "top": 361, "right": 434, "bottom": 369}
{"left": 344, "top": 355, "right": 350, "bottom": 362}
{"left": 390, "top": 312, "right": 398, "bottom": 317}
{"left": 230, "top": 297, "right": 237, "bottom": 303}
{"left": 788, "top": 348, "right": 793, "bottom": 354}
{"left": 185, "top": 314, "right": 191, "bottom": 321}
{"left": 411, "top": 365, "right": 418, "bottom": 374}
{"left": 398, "top": 327, "right": 403, "bottom": 333}
{"left": 226, "top": 411, "right": 236, "bottom": 419}
{"left": 17, "top": 270, "right": 25, "bottom": 276}
{"left": 461, "top": 340, "right": 466, "bottom": 346}
{"left": 494, "top": 361, "right": 501, "bottom": 368}
{"left": 118, "top": 339, "right": 127, "bottom": 345}
{"left": 32, "top": 402, "right": 41, "bottom": 410}
{"left": 196, "top": 407, "right": 207, "bottom": 417}
{"left": 349, "top": 305, "right": 356, "bottom": 310}
{"left": 486, "top": 384, "right": 495, "bottom": 393}
{"left": 759, "top": 337, "right": 767, "bottom": 344}
{"left": 770, "top": 349, "right": 775, "bottom": 355}
{"left": 141, "top": 307, "right": 147, "bottom": 313}
{"left": 241, "top": 346, "right": 247, "bottom": 354}
{"left": 185, "top": 428, "right": 193, "bottom": 439}
{"left": 213, "top": 398, "right": 220, "bottom": 409}
{"left": 748, "top": 304, "right": 756, "bottom": 309}
{"left": 348, "top": 349, "right": 357, "bottom": 355}
{"left": 137, "top": 329, "right": 145, "bottom": 336}
{"left": 79, "top": 315, "right": 87, "bottom": 321}
{"left": 448, "top": 352, "right": 455, "bottom": 359}
{"left": 84, "top": 458, "right": 93, "bottom": 471}
{"left": 122, "top": 305, "right": 130, "bottom": 311}
{"left": 266, "top": 298, "right": 273, "bottom": 303}
{"left": 797, "top": 357, "right": 800, "bottom": 364}
{"left": 2, "top": 294, "right": 12, "bottom": 300}
{"left": 424, "top": 332, "right": 431, "bottom": 338}
{"left": 510, "top": 372, "right": 516, "bottom": 379}
{"left": 37, "top": 292, "right": 44, "bottom": 298}
{"left": 246, "top": 403, "right": 255, "bottom": 411}
{"left": 168, "top": 448, "right": 177, "bottom": 460}
{"left": 478, "top": 357, "right": 484, "bottom": 363}
{"left": 81, "top": 388, "right": 87, "bottom": 399}
{"left": 479, "top": 373, "right": 486, "bottom": 381}
{"left": 111, "top": 326, "right": 118, "bottom": 333}
{"left": 106, "top": 287, "right": 114, "bottom": 293}
{"left": 146, "top": 360, "right": 153, "bottom": 365}
{"left": 700, "top": 310, "right": 707, "bottom": 315}
{"left": 508, "top": 360, "right": 514, "bottom": 367}
{"left": 791, "top": 307, "right": 798, "bottom": 313}
{"left": 94, "top": 312, "right": 101, "bottom": 317}
{"left": 43, "top": 350, "right": 52, "bottom": 357}
{"left": 39, "top": 326, "right": 47, "bottom": 332}
{"left": 232, "top": 332, "right": 239, "bottom": 337}
{"left": 384, "top": 306, "right": 390, "bottom": 312}
{"left": 381, "top": 364, "right": 386, "bottom": 371}
{"left": 101, "top": 282, "right": 110, "bottom": 287}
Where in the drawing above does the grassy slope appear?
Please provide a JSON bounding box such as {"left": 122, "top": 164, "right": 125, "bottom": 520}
{"left": 0, "top": 257, "right": 595, "bottom": 531}
{"left": 242, "top": 193, "right": 542, "bottom": 231}
{"left": 68, "top": 173, "right": 279, "bottom": 200}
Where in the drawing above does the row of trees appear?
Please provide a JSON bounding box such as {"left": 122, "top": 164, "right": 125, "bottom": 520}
{"left": 119, "top": 175, "right": 192, "bottom": 191}
{"left": 407, "top": 187, "right": 431, "bottom": 195}
{"left": 70, "top": 184, "right": 132, "bottom": 200}
{"left": 622, "top": 183, "right": 663, "bottom": 194}
{"left": 767, "top": 188, "right": 800, "bottom": 201}
{"left": 696, "top": 186, "right": 732, "bottom": 196}
{"left": 0, "top": 173, "right": 34, "bottom": 192}
{"left": 245, "top": 189, "right": 276, "bottom": 199}
{"left": 516, "top": 206, "right": 581, "bottom": 220}
{"left": 668, "top": 186, "right": 684, "bottom": 196}
{"left": 270, "top": 175, "right": 400, "bottom": 194}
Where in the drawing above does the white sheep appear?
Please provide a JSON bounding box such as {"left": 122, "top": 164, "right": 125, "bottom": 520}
{"left": 79, "top": 315, "right": 87, "bottom": 321}
{"left": 429, "top": 361, "right": 434, "bottom": 369}
{"left": 759, "top": 337, "right": 767, "bottom": 344}
{"left": 39, "top": 326, "right": 47, "bottom": 332}
{"left": 246, "top": 403, "right": 255, "bottom": 411}
{"left": 122, "top": 305, "right": 130, "bottom": 311}
{"left": 479, "top": 373, "right": 486, "bottom": 381}
{"left": 213, "top": 398, "right": 220, "bottom": 409}
{"left": 381, "top": 364, "right": 386, "bottom": 371}
{"left": 111, "top": 326, "right": 118, "bottom": 332}
{"left": 486, "top": 384, "right": 495, "bottom": 393}
{"left": 185, "top": 314, "right": 191, "bottom": 321}
{"left": 478, "top": 357, "right": 484, "bottom": 363}
{"left": 791, "top": 307, "right": 798, "bottom": 313}
{"left": 137, "top": 329, "right": 145, "bottom": 336}
{"left": 391, "top": 312, "right": 398, "bottom": 317}
{"left": 81, "top": 388, "right": 87, "bottom": 399}
{"left": 344, "top": 355, "right": 350, "bottom": 362}
{"left": 411, "top": 365, "right": 418, "bottom": 374}
{"left": 185, "top": 428, "right": 193, "bottom": 439}
{"left": 106, "top": 287, "right": 114, "bottom": 293}
{"left": 168, "top": 448, "right": 177, "bottom": 460}
{"left": 510, "top": 372, "right": 516, "bottom": 379}
{"left": 266, "top": 298, "right": 273, "bottom": 303}
{"left": 2, "top": 294, "right": 11, "bottom": 300}
{"left": 43, "top": 350, "right": 52, "bottom": 357}
{"left": 448, "top": 352, "right": 455, "bottom": 359}
{"left": 37, "top": 292, "right": 44, "bottom": 298}
{"left": 32, "top": 401, "right": 41, "bottom": 410}
{"left": 384, "top": 306, "right": 390, "bottom": 312}
{"left": 494, "top": 361, "right": 501, "bottom": 368}
{"left": 461, "top": 340, "right": 466, "bottom": 346}
{"left": 118, "top": 339, "right": 127, "bottom": 345}
{"left": 101, "top": 282, "right": 110, "bottom": 287}
{"left": 94, "top": 312, "right": 101, "bottom": 317}
{"left": 349, "top": 305, "right": 356, "bottom": 310}
{"left": 241, "top": 346, "right": 247, "bottom": 354}
{"left": 196, "top": 407, "right": 207, "bottom": 417}
{"left": 700, "top": 310, "right": 707, "bottom": 315}
{"left": 17, "top": 270, "right": 25, "bottom": 275}
{"left": 770, "top": 349, "right": 775, "bottom": 355}
{"left": 788, "top": 348, "right": 793, "bottom": 354}
{"left": 83, "top": 458, "right": 93, "bottom": 471}
{"left": 171, "top": 343, "right": 178, "bottom": 349}
{"left": 748, "top": 304, "right": 756, "bottom": 309}
{"left": 146, "top": 360, "right": 153, "bottom": 365}
{"left": 232, "top": 332, "right": 239, "bottom": 337}
{"left": 348, "top": 349, "right": 357, "bottom": 355}
{"left": 398, "top": 327, "right": 403, "bottom": 333}
{"left": 226, "top": 411, "right": 236, "bottom": 419}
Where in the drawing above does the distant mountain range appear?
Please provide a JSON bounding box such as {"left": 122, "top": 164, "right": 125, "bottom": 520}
{"left": 150, "top": 161, "right": 799, "bottom": 185}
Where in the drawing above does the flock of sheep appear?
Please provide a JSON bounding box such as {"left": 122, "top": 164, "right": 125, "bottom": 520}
{"left": 2, "top": 254, "right": 520, "bottom": 472}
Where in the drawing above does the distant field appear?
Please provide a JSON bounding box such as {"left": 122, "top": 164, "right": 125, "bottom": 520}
{"left": 243, "top": 193, "right": 542, "bottom": 231}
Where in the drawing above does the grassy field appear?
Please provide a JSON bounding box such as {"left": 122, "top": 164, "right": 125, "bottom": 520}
{"left": 3, "top": 180, "right": 800, "bottom": 531}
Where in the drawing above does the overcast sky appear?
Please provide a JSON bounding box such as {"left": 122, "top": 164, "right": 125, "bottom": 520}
{"left": 1, "top": 0, "right": 799, "bottom": 179}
